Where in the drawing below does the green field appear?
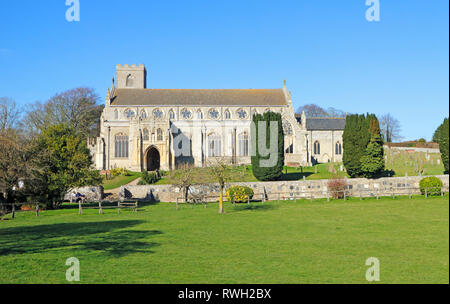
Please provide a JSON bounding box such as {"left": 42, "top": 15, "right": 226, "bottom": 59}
{"left": 102, "top": 172, "right": 142, "bottom": 190}
{"left": 0, "top": 195, "right": 448, "bottom": 284}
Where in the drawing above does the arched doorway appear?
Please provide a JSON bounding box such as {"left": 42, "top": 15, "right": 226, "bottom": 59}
{"left": 146, "top": 146, "right": 160, "bottom": 171}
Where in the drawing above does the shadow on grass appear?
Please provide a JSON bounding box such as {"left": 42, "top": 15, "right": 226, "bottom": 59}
{"left": 0, "top": 220, "right": 162, "bottom": 257}
{"left": 231, "top": 203, "right": 278, "bottom": 213}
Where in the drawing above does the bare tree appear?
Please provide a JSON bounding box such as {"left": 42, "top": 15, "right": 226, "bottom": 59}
{"left": 297, "top": 104, "right": 346, "bottom": 118}
{"left": 21, "top": 87, "right": 104, "bottom": 138}
{"left": 168, "top": 164, "right": 201, "bottom": 203}
{"left": 379, "top": 114, "right": 402, "bottom": 143}
{"left": 206, "top": 158, "right": 244, "bottom": 214}
{"left": 0, "top": 97, "right": 20, "bottom": 132}
{"left": 296, "top": 104, "right": 328, "bottom": 117}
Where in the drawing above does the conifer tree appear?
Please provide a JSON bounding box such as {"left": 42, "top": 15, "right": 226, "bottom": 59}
{"left": 438, "top": 118, "right": 449, "bottom": 173}
{"left": 251, "top": 111, "right": 284, "bottom": 181}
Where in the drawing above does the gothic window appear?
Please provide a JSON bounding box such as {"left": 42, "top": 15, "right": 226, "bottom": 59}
{"left": 114, "top": 109, "right": 119, "bottom": 120}
{"left": 169, "top": 110, "right": 175, "bottom": 120}
{"left": 335, "top": 142, "right": 342, "bottom": 155}
{"left": 157, "top": 128, "right": 163, "bottom": 141}
{"left": 224, "top": 110, "right": 231, "bottom": 120}
{"left": 237, "top": 109, "right": 248, "bottom": 119}
{"left": 153, "top": 109, "right": 164, "bottom": 119}
{"left": 143, "top": 129, "right": 149, "bottom": 141}
{"left": 314, "top": 141, "right": 320, "bottom": 155}
{"left": 126, "top": 74, "right": 135, "bottom": 87}
{"left": 124, "top": 109, "right": 135, "bottom": 119}
{"left": 197, "top": 110, "right": 204, "bottom": 119}
{"left": 208, "top": 108, "right": 219, "bottom": 119}
{"left": 114, "top": 133, "right": 129, "bottom": 158}
{"left": 140, "top": 110, "right": 147, "bottom": 120}
{"left": 181, "top": 108, "right": 192, "bottom": 120}
{"left": 282, "top": 121, "right": 293, "bottom": 135}
{"left": 208, "top": 133, "right": 222, "bottom": 157}
{"left": 238, "top": 133, "right": 249, "bottom": 157}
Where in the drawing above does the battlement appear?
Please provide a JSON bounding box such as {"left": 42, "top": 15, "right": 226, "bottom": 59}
{"left": 116, "top": 64, "right": 145, "bottom": 70}
{"left": 116, "top": 64, "right": 146, "bottom": 89}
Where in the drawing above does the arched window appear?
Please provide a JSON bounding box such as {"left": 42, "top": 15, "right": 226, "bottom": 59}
{"left": 238, "top": 133, "right": 249, "bottom": 156}
{"left": 169, "top": 110, "right": 175, "bottom": 120}
{"left": 114, "top": 133, "right": 129, "bottom": 158}
{"left": 157, "top": 128, "right": 163, "bottom": 141}
{"left": 140, "top": 110, "right": 147, "bottom": 120}
{"left": 114, "top": 109, "right": 119, "bottom": 120}
{"left": 126, "top": 74, "right": 134, "bottom": 87}
{"left": 143, "top": 129, "right": 149, "bottom": 141}
{"left": 314, "top": 141, "right": 320, "bottom": 155}
{"left": 335, "top": 142, "right": 342, "bottom": 155}
{"left": 197, "top": 110, "right": 203, "bottom": 120}
{"left": 224, "top": 110, "right": 231, "bottom": 119}
{"left": 208, "top": 133, "right": 222, "bottom": 157}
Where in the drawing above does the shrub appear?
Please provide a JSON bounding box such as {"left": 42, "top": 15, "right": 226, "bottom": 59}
{"left": 327, "top": 177, "right": 348, "bottom": 199}
{"left": 111, "top": 167, "right": 129, "bottom": 177}
{"left": 226, "top": 186, "right": 254, "bottom": 203}
{"left": 139, "top": 171, "right": 160, "bottom": 185}
{"left": 419, "top": 177, "right": 443, "bottom": 196}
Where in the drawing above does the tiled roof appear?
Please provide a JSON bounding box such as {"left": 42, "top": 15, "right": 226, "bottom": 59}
{"left": 305, "top": 118, "right": 346, "bottom": 130}
{"left": 110, "top": 88, "right": 288, "bottom": 106}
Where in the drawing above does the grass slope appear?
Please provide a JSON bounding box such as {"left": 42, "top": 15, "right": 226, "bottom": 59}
{"left": 0, "top": 195, "right": 448, "bottom": 284}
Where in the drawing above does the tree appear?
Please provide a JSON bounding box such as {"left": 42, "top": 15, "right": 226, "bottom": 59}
{"left": 343, "top": 113, "right": 377, "bottom": 178}
{"left": 168, "top": 164, "right": 199, "bottom": 203}
{"left": 251, "top": 111, "right": 284, "bottom": 181}
{"left": 206, "top": 158, "right": 244, "bottom": 214}
{"left": 0, "top": 129, "right": 28, "bottom": 213}
{"left": 29, "top": 124, "right": 102, "bottom": 208}
{"left": 21, "top": 88, "right": 104, "bottom": 138}
{"left": 433, "top": 121, "right": 446, "bottom": 143}
{"left": 0, "top": 97, "right": 20, "bottom": 132}
{"left": 438, "top": 118, "right": 449, "bottom": 174}
{"left": 360, "top": 117, "right": 385, "bottom": 178}
{"left": 379, "top": 114, "right": 402, "bottom": 143}
{"left": 296, "top": 104, "right": 328, "bottom": 117}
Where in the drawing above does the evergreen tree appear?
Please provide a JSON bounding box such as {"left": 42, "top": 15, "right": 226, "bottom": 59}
{"left": 438, "top": 118, "right": 449, "bottom": 173}
{"left": 361, "top": 116, "right": 385, "bottom": 178}
{"left": 251, "top": 111, "right": 284, "bottom": 181}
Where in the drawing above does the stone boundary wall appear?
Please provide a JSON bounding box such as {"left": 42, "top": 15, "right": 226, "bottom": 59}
{"left": 120, "top": 175, "right": 449, "bottom": 202}
{"left": 384, "top": 146, "right": 440, "bottom": 154}
{"left": 64, "top": 186, "right": 104, "bottom": 201}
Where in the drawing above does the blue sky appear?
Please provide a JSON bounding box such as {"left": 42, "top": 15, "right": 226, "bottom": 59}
{"left": 0, "top": 0, "right": 448, "bottom": 141}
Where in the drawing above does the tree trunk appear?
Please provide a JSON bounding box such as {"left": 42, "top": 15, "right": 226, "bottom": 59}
{"left": 219, "top": 185, "right": 224, "bottom": 214}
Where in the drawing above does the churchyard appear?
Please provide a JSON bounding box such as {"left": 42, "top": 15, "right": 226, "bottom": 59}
{"left": 0, "top": 194, "right": 448, "bottom": 284}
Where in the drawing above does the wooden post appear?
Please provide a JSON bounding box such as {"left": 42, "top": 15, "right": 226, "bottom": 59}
{"left": 310, "top": 193, "right": 313, "bottom": 203}
{"left": 425, "top": 188, "right": 428, "bottom": 199}
{"left": 118, "top": 201, "right": 121, "bottom": 213}
{"left": 99, "top": 201, "right": 103, "bottom": 214}
{"left": 327, "top": 192, "right": 330, "bottom": 202}
{"left": 376, "top": 189, "right": 379, "bottom": 200}
{"left": 11, "top": 203, "right": 15, "bottom": 219}
{"left": 392, "top": 189, "right": 395, "bottom": 199}
{"left": 36, "top": 203, "right": 39, "bottom": 217}
{"left": 408, "top": 188, "right": 411, "bottom": 199}
{"left": 135, "top": 201, "right": 138, "bottom": 212}
{"left": 344, "top": 190, "right": 347, "bottom": 201}
{"left": 262, "top": 193, "right": 265, "bottom": 204}
{"left": 78, "top": 201, "right": 82, "bottom": 215}
{"left": 176, "top": 197, "right": 179, "bottom": 210}
{"left": 359, "top": 191, "right": 362, "bottom": 201}
{"left": 247, "top": 195, "right": 250, "bottom": 205}
{"left": 277, "top": 193, "right": 280, "bottom": 204}
{"left": 232, "top": 196, "right": 235, "bottom": 206}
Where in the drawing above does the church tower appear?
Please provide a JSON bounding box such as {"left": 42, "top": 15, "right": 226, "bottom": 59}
{"left": 116, "top": 64, "right": 147, "bottom": 89}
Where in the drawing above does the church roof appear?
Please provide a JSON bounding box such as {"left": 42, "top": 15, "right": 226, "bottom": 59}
{"left": 110, "top": 88, "right": 288, "bottom": 106}
{"left": 305, "top": 117, "right": 346, "bottom": 130}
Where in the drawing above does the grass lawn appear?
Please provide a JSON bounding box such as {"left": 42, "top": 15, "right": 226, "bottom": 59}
{"left": 102, "top": 172, "right": 142, "bottom": 190}
{"left": 0, "top": 195, "right": 448, "bottom": 284}
{"left": 386, "top": 150, "right": 445, "bottom": 177}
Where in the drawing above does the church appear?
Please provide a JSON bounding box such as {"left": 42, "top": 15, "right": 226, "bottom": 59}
{"left": 90, "top": 64, "right": 345, "bottom": 171}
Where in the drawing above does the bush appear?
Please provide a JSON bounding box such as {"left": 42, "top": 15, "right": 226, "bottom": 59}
{"left": 327, "top": 177, "right": 348, "bottom": 199}
{"left": 139, "top": 171, "right": 160, "bottom": 185}
{"left": 419, "top": 177, "right": 443, "bottom": 196}
{"left": 111, "top": 168, "right": 130, "bottom": 177}
{"left": 226, "top": 186, "right": 254, "bottom": 203}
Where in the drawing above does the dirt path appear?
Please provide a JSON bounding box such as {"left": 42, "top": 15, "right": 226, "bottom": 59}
{"left": 104, "top": 177, "right": 141, "bottom": 201}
